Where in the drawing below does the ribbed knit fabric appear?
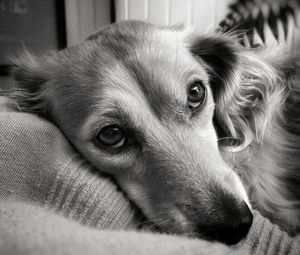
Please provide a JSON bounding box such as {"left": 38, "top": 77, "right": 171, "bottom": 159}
{"left": 244, "top": 211, "right": 300, "bottom": 254}
{"left": 0, "top": 96, "right": 299, "bottom": 254}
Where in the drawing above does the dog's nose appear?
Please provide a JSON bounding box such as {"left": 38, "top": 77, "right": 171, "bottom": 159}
{"left": 197, "top": 201, "right": 253, "bottom": 245}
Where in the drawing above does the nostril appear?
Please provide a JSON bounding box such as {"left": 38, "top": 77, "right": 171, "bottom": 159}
{"left": 238, "top": 202, "right": 253, "bottom": 229}
{"left": 239, "top": 202, "right": 253, "bottom": 221}
{"left": 196, "top": 202, "right": 253, "bottom": 245}
{"left": 224, "top": 205, "right": 253, "bottom": 245}
{"left": 234, "top": 202, "right": 253, "bottom": 242}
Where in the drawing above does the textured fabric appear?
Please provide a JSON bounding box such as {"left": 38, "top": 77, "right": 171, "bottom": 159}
{"left": 0, "top": 200, "right": 235, "bottom": 255}
{"left": 0, "top": 96, "right": 299, "bottom": 254}
{"left": 245, "top": 211, "right": 300, "bottom": 255}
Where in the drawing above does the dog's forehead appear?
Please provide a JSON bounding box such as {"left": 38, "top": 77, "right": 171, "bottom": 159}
{"left": 96, "top": 24, "right": 207, "bottom": 120}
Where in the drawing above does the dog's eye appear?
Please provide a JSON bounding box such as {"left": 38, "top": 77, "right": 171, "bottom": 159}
{"left": 187, "top": 81, "right": 206, "bottom": 108}
{"left": 97, "top": 125, "right": 125, "bottom": 147}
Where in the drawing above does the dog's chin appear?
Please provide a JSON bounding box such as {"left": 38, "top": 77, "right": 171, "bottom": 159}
{"left": 148, "top": 208, "right": 212, "bottom": 240}
{"left": 157, "top": 207, "right": 193, "bottom": 234}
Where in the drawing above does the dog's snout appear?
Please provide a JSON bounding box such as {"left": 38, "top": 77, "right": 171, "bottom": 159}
{"left": 196, "top": 201, "right": 253, "bottom": 245}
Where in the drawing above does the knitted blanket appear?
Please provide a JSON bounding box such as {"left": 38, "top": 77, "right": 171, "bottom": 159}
{"left": 0, "top": 96, "right": 299, "bottom": 255}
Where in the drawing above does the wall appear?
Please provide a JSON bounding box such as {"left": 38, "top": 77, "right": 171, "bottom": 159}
{"left": 65, "top": 0, "right": 111, "bottom": 45}
{"left": 0, "top": 0, "right": 61, "bottom": 89}
{"left": 115, "top": 0, "right": 232, "bottom": 32}
{"left": 115, "top": 0, "right": 300, "bottom": 52}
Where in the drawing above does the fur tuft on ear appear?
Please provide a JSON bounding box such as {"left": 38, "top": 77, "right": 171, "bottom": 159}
{"left": 11, "top": 51, "right": 46, "bottom": 90}
{"left": 6, "top": 51, "right": 52, "bottom": 116}
{"left": 218, "top": 50, "right": 282, "bottom": 151}
{"left": 190, "top": 34, "right": 281, "bottom": 151}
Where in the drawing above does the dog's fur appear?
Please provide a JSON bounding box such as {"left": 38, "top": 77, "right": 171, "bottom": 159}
{"left": 4, "top": 21, "right": 300, "bottom": 243}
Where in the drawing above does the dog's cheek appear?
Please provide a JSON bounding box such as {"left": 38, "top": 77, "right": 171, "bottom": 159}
{"left": 117, "top": 178, "right": 155, "bottom": 216}
{"left": 114, "top": 163, "right": 163, "bottom": 220}
{"left": 192, "top": 111, "right": 219, "bottom": 151}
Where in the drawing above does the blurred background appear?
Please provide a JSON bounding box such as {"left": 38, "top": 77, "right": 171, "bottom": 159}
{"left": 1, "top": 0, "right": 300, "bottom": 88}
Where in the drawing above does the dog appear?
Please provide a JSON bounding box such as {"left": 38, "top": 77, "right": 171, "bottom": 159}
{"left": 4, "top": 20, "right": 300, "bottom": 245}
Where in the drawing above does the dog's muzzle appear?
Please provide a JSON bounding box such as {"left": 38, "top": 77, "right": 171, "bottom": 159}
{"left": 177, "top": 183, "right": 253, "bottom": 245}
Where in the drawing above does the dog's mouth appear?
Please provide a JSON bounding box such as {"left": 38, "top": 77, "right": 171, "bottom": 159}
{"left": 143, "top": 199, "right": 253, "bottom": 245}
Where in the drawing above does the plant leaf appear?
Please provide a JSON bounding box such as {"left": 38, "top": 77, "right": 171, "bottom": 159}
{"left": 254, "top": 11, "right": 266, "bottom": 43}
{"left": 279, "top": 6, "right": 289, "bottom": 40}
{"left": 268, "top": 8, "right": 279, "bottom": 41}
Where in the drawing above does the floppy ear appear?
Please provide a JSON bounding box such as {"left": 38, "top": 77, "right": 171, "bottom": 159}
{"left": 8, "top": 51, "right": 52, "bottom": 116}
{"left": 189, "top": 34, "right": 278, "bottom": 150}
{"left": 190, "top": 35, "right": 238, "bottom": 91}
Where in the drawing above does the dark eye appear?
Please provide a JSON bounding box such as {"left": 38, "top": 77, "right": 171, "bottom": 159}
{"left": 97, "top": 125, "right": 125, "bottom": 148}
{"left": 187, "top": 81, "right": 206, "bottom": 109}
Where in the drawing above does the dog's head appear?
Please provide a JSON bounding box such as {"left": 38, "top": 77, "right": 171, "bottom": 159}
{"left": 9, "top": 21, "right": 278, "bottom": 244}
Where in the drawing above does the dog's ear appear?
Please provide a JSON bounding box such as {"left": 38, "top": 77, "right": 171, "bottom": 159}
{"left": 189, "top": 34, "right": 278, "bottom": 150}
{"left": 189, "top": 35, "right": 238, "bottom": 92}
{"left": 8, "top": 51, "right": 52, "bottom": 116}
